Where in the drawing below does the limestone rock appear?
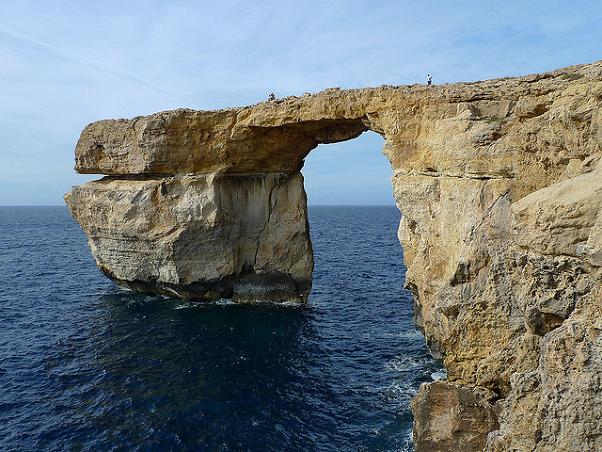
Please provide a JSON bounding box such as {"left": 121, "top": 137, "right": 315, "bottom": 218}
{"left": 66, "top": 172, "right": 312, "bottom": 303}
{"left": 412, "top": 381, "right": 498, "bottom": 452}
{"left": 66, "top": 60, "right": 602, "bottom": 450}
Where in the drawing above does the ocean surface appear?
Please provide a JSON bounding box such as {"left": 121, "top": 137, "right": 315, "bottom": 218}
{"left": 0, "top": 206, "right": 440, "bottom": 451}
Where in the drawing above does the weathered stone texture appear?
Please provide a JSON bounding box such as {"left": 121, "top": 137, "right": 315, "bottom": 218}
{"left": 67, "top": 61, "right": 602, "bottom": 450}
{"left": 66, "top": 172, "right": 312, "bottom": 303}
{"left": 412, "top": 381, "right": 498, "bottom": 452}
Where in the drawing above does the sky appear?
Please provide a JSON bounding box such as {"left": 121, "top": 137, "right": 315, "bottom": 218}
{"left": 1, "top": 1, "right": 601, "bottom": 205}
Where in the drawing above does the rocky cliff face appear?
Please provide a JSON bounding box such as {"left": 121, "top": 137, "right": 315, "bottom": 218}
{"left": 66, "top": 61, "right": 602, "bottom": 451}
{"left": 66, "top": 172, "right": 312, "bottom": 302}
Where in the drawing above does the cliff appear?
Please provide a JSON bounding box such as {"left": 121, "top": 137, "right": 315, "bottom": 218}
{"left": 66, "top": 61, "right": 602, "bottom": 451}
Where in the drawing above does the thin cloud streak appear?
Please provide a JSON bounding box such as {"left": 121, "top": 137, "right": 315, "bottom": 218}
{"left": 0, "top": 25, "right": 173, "bottom": 96}
{"left": 0, "top": 1, "right": 601, "bottom": 205}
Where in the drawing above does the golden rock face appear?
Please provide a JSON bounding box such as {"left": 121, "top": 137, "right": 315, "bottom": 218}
{"left": 67, "top": 61, "right": 602, "bottom": 451}
{"left": 66, "top": 172, "right": 313, "bottom": 303}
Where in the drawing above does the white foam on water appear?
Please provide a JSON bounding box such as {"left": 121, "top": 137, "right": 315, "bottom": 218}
{"left": 431, "top": 369, "right": 447, "bottom": 381}
{"left": 399, "top": 429, "right": 414, "bottom": 452}
{"left": 214, "top": 299, "right": 235, "bottom": 306}
{"left": 373, "top": 381, "right": 419, "bottom": 406}
{"left": 380, "top": 329, "right": 424, "bottom": 340}
{"left": 279, "top": 300, "right": 303, "bottom": 307}
{"left": 385, "top": 354, "right": 432, "bottom": 372}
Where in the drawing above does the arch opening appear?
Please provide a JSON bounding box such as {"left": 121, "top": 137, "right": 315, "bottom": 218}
{"left": 301, "top": 130, "right": 392, "bottom": 206}
{"left": 298, "top": 130, "right": 440, "bottom": 446}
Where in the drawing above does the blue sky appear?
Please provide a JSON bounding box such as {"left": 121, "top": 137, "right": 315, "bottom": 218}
{"left": 1, "top": 1, "right": 601, "bottom": 205}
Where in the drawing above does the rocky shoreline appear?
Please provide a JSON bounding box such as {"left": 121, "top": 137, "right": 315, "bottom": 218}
{"left": 67, "top": 61, "right": 602, "bottom": 451}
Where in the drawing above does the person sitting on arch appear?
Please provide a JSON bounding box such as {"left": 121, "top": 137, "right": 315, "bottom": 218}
{"left": 268, "top": 92, "right": 276, "bottom": 101}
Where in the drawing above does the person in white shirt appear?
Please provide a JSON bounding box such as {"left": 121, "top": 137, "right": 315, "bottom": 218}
{"left": 427, "top": 74, "right": 432, "bottom": 86}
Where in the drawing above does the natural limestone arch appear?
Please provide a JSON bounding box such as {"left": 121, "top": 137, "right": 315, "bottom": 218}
{"left": 67, "top": 62, "right": 602, "bottom": 451}
{"left": 68, "top": 104, "right": 401, "bottom": 304}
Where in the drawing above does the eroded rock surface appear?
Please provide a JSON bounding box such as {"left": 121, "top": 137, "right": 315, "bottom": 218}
{"left": 412, "top": 381, "right": 498, "bottom": 452}
{"left": 67, "top": 61, "right": 602, "bottom": 450}
{"left": 66, "top": 172, "right": 312, "bottom": 303}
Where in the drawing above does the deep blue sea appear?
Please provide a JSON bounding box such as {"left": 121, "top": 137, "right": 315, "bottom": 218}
{"left": 0, "top": 206, "right": 440, "bottom": 451}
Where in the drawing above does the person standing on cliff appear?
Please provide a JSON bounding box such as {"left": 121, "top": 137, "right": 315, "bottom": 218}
{"left": 427, "top": 74, "right": 432, "bottom": 86}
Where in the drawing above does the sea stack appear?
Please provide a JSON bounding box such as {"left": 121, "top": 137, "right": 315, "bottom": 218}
{"left": 67, "top": 61, "right": 602, "bottom": 451}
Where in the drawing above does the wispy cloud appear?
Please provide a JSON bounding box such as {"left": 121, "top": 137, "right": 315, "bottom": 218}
{"left": 0, "top": 0, "right": 601, "bottom": 205}
{"left": 0, "top": 25, "right": 173, "bottom": 96}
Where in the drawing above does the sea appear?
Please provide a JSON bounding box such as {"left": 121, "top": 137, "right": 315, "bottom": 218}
{"left": 0, "top": 205, "right": 441, "bottom": 452}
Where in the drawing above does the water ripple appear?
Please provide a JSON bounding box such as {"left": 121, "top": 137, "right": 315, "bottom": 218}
{"left": 0, "top": 206, "right": 441, "bottom": 451}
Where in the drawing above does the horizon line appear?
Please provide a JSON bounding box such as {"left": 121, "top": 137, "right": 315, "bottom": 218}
{"left": 0, "top": 203, "right": 397, "bottom": 208}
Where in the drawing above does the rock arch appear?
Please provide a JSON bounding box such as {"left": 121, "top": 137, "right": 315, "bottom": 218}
{"left": 68, "top": 102, "right": 398, "bottom": 304}
{"left": 67, "top": 62, "right": 602, "bottom": 451}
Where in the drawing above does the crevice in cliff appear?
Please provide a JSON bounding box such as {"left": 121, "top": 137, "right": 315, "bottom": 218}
{"left": 252, "top": 173, "right": 287, "bottom": 270}
{"left": 393, "top": 170, "right": 514, "bottom": 180}
{"left": 96, "top": 172, "right": 294, "bottom": 182}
